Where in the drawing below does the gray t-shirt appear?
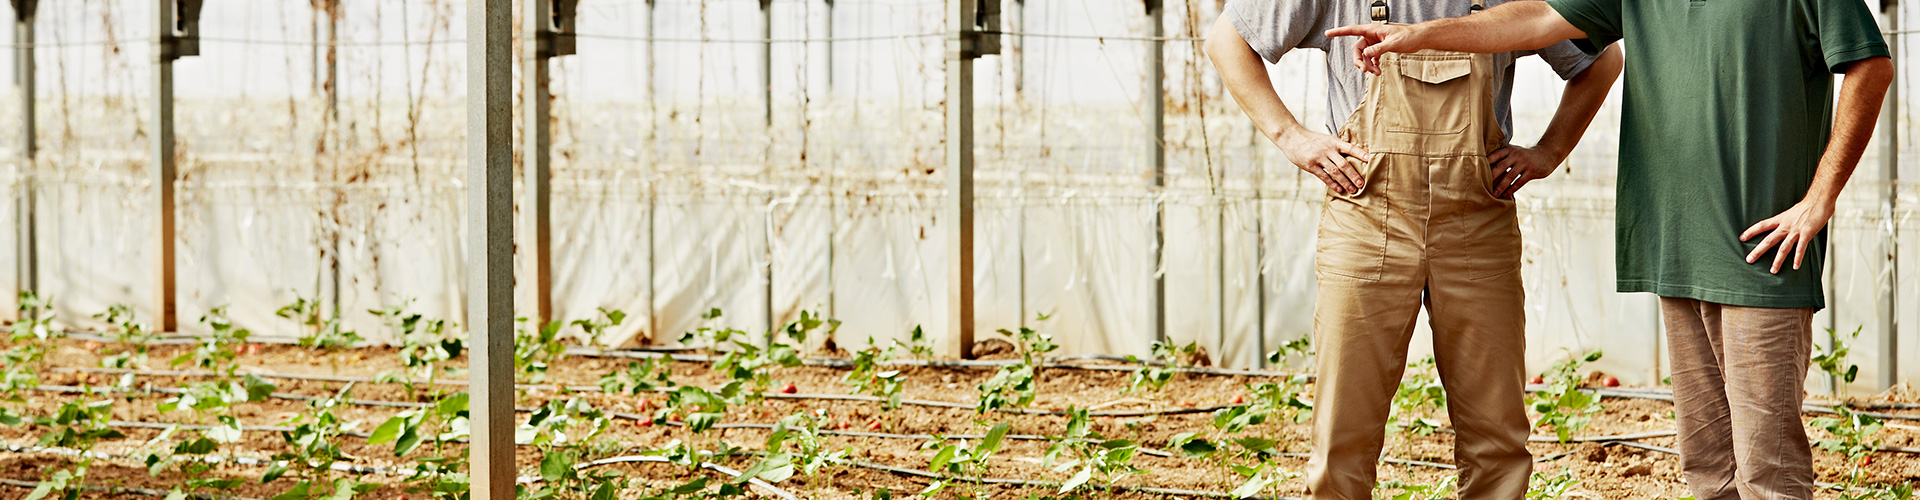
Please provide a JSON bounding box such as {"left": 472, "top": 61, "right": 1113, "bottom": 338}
{"left": 1224, "top": 0, "right": 1599, "bottom": 139}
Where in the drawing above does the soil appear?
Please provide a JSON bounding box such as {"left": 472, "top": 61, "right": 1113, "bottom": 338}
{"left": 0, "top": 339, "right": 1914, "bottom": 499}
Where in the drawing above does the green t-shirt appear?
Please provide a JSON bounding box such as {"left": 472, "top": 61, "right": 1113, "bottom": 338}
{"left": 1546, "top": 0, "right": 1889, "bottom": 309}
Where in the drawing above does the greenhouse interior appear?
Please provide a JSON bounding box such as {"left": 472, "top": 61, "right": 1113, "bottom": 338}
{"left": 1, "top": 0, "right": 1917, "bottom": 498}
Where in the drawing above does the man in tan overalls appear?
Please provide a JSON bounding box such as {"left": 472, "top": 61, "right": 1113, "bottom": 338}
{"left": 1206, "top": 0, "right": 1623, "bottom": 497}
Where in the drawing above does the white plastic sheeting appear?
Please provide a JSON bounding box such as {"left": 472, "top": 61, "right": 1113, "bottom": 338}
{"left": 2, "top": 0, "right": 1916, "bottom": 395}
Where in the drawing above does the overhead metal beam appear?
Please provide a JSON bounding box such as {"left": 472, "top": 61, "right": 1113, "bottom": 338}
{"left": 152, "top": 0, "right": 199, "bottom": 333}
{"left": 12, "top": 0, "right": 33, "bottom": 313}
{"left": 947, "top": 0, "right": 979, "bottom": 359}
{"left": 1146, "top": 0, "right": 1166, "bottom": 345}
{"left": 466, "top": 0, "right": 513, "bottom": 497}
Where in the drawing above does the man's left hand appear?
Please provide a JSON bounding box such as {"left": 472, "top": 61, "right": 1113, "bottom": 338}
{"left": 1740, "top": 199, "right": 1836, "bottom": 274}
{"left": 1487, "top": 145, "right": 1561, "bottom": 199}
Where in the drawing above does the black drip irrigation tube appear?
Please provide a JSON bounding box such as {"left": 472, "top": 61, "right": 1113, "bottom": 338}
{"left": 819, "top": 457, "right": 1303, "bottom": 500}
{"left": 0, "top": 478, "right": 262, "bottom": 500}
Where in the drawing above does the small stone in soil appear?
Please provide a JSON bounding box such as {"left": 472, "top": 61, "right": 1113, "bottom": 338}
{"left": 1586, "top": 447, "right": 1609, "bottom": 463}
{"left": 1621, "top": 463, "right": 1653, "bottom": 477}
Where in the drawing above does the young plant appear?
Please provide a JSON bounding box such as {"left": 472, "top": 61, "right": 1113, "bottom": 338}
{"left": 1125, "top": 340, "right": 1202, "bottom": 394}
{"left": 277, "top": 296, "right": 364, "bottom": 350}
{"left": 172, "top": 306, "right": 253, "bottom": 378}
{"left": 599, "top": 356, "right": 677, "bottom": 395}
{"left": 1529, "top": 350, "right": 1605, "bottom": 442}
{"left": 25, "top": 391, "right": 124, "bottom": 500}
{"left": 1, "top": 292, "right": 57, "bottom": 398}
{"left": 1814, "top": 326, "right": 1864, "bottom": 390}
{"left": 516, "top": 317, "right": 572, "bottom": 384}
{"left": 1377, "top": 476, "right": 1460, "bottom": 500}
{"left": 739, "top": 410, "right": 850, "bottom": 493}
{"left": 919, "top": 423, "right": 1011, "bottom": 498}
{"left": 842, "top": 338, "right": 906, "bottom": 410}
{"left": 372, "top": 302, "right": 463, "bottom": 389}
{"left": 1265, "top": 336, "right": 1314, "bottom": 370}
{"left": 1043, "top": 408, "right": 1144, "bottom": 494}
{"left": 976, "top": 323, "right": 1060, "bottom": 414}
{"left": 1388, "top": 356, "right": 1447, "bottom": 437}
{"left": 371, "top": 392, "right": 472, "bottom": 500}
{"left": 265, "top": 386, "right": 378, "bottom": 500}
{"left": 1526, "top": 469, "right": 1580, "bottom": 500}
{"left": 94, "top": 304, "right": 157, "bottom": 370}
{"left": 571, "top": 307, "right": 628, "bottom": 347}
{"left": 518, "top": 398, "right": 626, "bottom": 500}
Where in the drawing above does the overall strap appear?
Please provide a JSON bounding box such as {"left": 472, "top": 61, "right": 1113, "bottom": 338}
{"left": 1470, "top": 0, "right": 1486, "bottom": 12}
{"left": 1369, "top": 0, "right": 1387, "bottom": 22}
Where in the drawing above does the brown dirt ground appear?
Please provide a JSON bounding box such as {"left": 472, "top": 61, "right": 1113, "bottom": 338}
{"left": 0, "top": 339, "right": 1913, "bottom": 499}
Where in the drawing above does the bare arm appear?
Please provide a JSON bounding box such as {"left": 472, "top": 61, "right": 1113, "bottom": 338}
{"left": 1489, "top": 42, "right": 1624, "bottom": 198}
{"left": 1203, "top": 15, "right": 1369, "bottom": 194}
{"left": 1740, "top": 56, "right": 1895, "bottom": 273}
{"left": 1325, "top": 1, "right": 1588, "bottom": 74}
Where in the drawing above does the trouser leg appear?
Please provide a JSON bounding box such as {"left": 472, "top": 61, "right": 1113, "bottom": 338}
{"left": 1426, "top": 269, "right": 1531, "bottom": 499}
{"left": 1662, "top": 297, "right": 1742, "bottom": 500}
{"left": 1305, "top": 273, "right": 1424, "bottom": 500}
{"left": 1721, "top": 303, "right": 1816, "bottom": 500}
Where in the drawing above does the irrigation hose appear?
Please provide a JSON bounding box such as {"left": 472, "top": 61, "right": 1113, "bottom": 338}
{"left": 821, "top": 457, "right": 1304, "bottom": 500}
{"left": 0, "top": 478, "right": 262, "bottom": 500}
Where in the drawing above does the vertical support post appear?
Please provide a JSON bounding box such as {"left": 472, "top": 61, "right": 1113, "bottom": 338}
{"left": 823, "top": 0, "right": 834, "bottom": 94}
{"left": 947, "top": 0, "right": 979, "bottom": 359}
{"left": 1010, "top": 0, "right": 1024, "bottom": 98}
{"left": 1146, "top": 0, "right": 1166, "bottom": 344}
{"left": 526, "top": 0, "right": 555, "bottom": 325}
{"left": 823, "top": 0, "right": 837, "bottom": 318}
{"left": 644, "top": 0, "right": 658, "bottom": 342}
{"left": 151, "top": 0, "right": 183, "bottom": 332}
{"left": 527, "top": 0, "right": 576, "bottom": 327}
{"left": 761, "top": 0, "right": 776, "bottom": 336}
{"left": 466, "top": 0, "right": 513, "bottom": 497}
{"left": 324, "top": 0, "right": 341, "bottom": 321}
{"left": 1877, "top": 0, "right": 1899, "bottom": 390}
{"left": 12, "top": 0, "right": 33, "bottom": 309}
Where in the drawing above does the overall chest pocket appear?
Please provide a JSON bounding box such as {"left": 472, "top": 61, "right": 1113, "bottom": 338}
{"left": 1377, "top": 56, "right": 1474, "bottom": 136}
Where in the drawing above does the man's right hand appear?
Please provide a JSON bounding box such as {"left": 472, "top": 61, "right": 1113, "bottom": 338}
{"left": 1324, "top": 24, "right": 1424, "bottom": 75}
{"left": 1278, "top": 127, "right": 1370, "bottom": 195}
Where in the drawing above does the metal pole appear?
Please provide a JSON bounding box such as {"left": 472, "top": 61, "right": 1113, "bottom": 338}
{"left": 465, "top": 0, "right": 513, "bottom": 497}
{"left": 645, "top": 0, "right": 657, "bottom": 341}
{"left": 13, "top": 0, "right": 33, "bottom": 310}
{"left": 1877, "top": 0, "right": 1899, "bottom": 391}
{"left": 947, "top": 0, "right": 978, "bottom": 359}
{"left": 824, "top": 0, "right": 837, "bottom": 319}
{"left": 526, "top": 0, "right": 554, "bottom": 324}
{"left": 762, "top": 0, "right": 776, "bottom": 336}
{"left": 1146, "top": 0, "right": 1166, "bottom": 344}
{"left": 326, "top": 1, "right": 341, "bottom": 321}
{"left": 823, "top": 0, "right": 834, "bottom": 94}
{"left": 152, "top": 0, "right": 178, "bottom": 333}
{"left": 1011, "top": 0, "right": 1024, "bottom": 98}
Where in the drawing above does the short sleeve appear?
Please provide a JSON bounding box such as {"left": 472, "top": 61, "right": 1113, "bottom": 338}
{"left": 1222, "top": 0, "right": 1336, "bottom": 62}
{"left": 1545, "top": 0, "right": 1624, "bottom": 55}
{"left": 1812, "top": 0, "right": 1890, "bottom": 72}
{"left": 1531, "top": 40, "right": 1601, "bottom": 80}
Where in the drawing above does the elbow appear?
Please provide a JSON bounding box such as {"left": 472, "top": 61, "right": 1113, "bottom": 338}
{"left": 1202, "top": 17, "right": 1238, "bottom": 64}
{"left": 1856, "top": 56, "right": 1896, "bottom": 90}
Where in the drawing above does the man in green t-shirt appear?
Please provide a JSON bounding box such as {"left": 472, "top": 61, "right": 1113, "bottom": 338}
{"left": 1326, "top": 1, "right": 1893, "bottom": 498}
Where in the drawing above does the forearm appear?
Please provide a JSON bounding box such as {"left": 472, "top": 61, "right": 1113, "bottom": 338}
{"left": 1204, "top": 16, "right": 1309, "bottom": 144}
{"left": 1806, "top": 57, "right": 1894, "bottom": 204}
{"left": 1404, "top": 2, "right": 1584, "bottom": 54}
{"left": 1532, "top": 43, "right": 1623, "bottom": 158}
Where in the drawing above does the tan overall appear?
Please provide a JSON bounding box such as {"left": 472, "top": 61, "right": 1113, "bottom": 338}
{"left": 1304, "top": 4, "right": 1532, "bottom": 499}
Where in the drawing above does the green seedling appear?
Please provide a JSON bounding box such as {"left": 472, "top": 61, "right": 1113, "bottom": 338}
{"left": 1388, "top": 356, "right": 1446, "bottom": 437}
{"left": 1529, "top": 350, "right": 1604, "bottom": 442}
{"left": 277, "top": 296, "right": 364, "bottom": 350}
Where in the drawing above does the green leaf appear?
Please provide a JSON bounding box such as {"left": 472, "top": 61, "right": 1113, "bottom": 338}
{"left": 981, "top": 423, "right": 1011, "bottom": 453}
{"left": 262, "top": 463, "right": 289, "bottom": 483}
{"left": 1058, "top": 468, "right": 1092, "bottom": 494}
{"left": 540, "top": 451, "right": 575, "bottom": 483}
{"left": 269, "top": 481, "right": 313, "bottom": 500}
{"left": 367, "top": 417, "right": 405, "bottom": 445}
